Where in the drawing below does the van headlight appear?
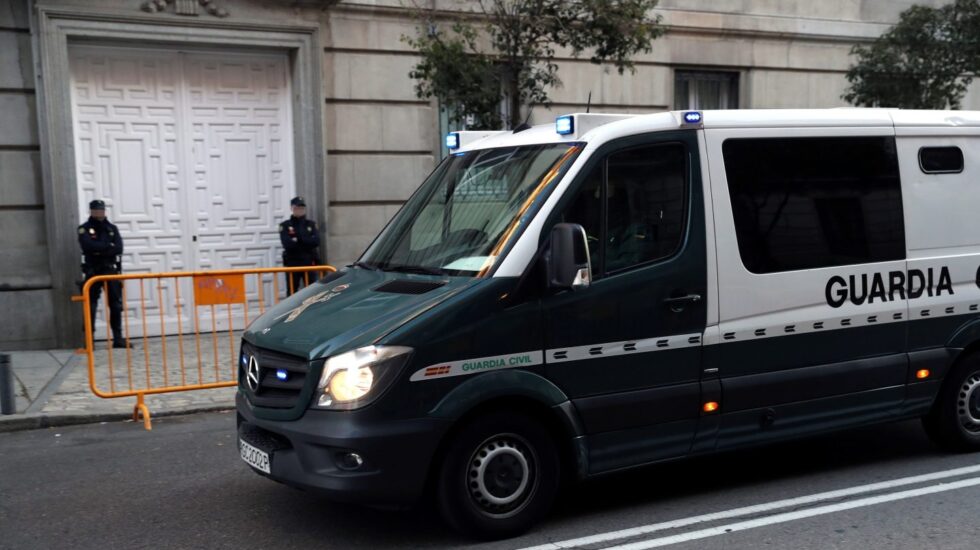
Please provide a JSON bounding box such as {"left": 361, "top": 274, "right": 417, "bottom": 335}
{"left": 314, "top": 345, "right": 412, "bottom": 409}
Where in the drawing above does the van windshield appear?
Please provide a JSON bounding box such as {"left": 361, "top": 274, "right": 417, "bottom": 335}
{"left": 359, "top": 143, "right": 582, "bottom": 277}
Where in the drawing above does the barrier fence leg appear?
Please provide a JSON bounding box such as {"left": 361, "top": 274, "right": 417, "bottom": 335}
{"left": 134, "top": 392, "right": 152, "bottom": 431}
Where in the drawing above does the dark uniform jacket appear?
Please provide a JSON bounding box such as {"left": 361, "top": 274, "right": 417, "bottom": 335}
{"left": 279, "top": 216, "right": 320, "bottom": 266}
{"left": 78, "top": 217, "right": 124, "bottom": 275}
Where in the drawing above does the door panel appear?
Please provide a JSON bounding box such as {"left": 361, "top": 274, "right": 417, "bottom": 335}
{"left": 721, "top": 352, "right": 905, "bottom": 411}
{"left": 71, "top": 48, "right": 190, "bottom": 336}
{"left": 703, "top": 128, "right": 909, "bottom": 449}
{"left": 575, "top": 383, "right": 701, "bottom": 434}
{"left": 716, "top": 386, "right": 906, "bottom": 450}
{"left": 70, "top": 46, "right": 295, "bottom": 336}
{"left": 183, "top": 52, "right": 293, "bottom": 272}
{"left": 541, "top": 131, "right": 707, "bottom": 473}
{"left": 183, "top": 52, "right": 295, "bottom": 332}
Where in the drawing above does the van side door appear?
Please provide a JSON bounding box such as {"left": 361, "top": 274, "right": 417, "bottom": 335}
{"left": 893, "top": 130, "right": 979, "bottom": 413}
{"left": 541, "top": 131, "right": 708, "bottom": 473}
{"left": 704, "top": 129, "right": 909, "bottom": 449}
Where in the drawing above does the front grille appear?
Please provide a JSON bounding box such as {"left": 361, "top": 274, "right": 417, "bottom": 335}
{"left": 238, "top": 421, "right": 291, "bottom": 452}
{"left": 240, "top": 342, "right": 312, "bottom": 409}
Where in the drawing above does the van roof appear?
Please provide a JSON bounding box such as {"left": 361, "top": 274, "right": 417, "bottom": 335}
{"left": 706, "top": 108, "right": 980, "bottom": 128}
{"left": 454, "top": 109, "right": 980, "bottom": 153}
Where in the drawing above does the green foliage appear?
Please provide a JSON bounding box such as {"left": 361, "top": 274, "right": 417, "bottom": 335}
{"left": 403, "top": 0, "right": 663, "bottom": 129}
{"left": 406, "top": 23, "right": 505, "bottom": 129}
{"left": 844, "top": 0, "right": 980, "bottom": 109}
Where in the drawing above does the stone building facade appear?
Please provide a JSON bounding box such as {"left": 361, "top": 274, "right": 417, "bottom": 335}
{"left": 0, "top": 0, "right": 972, "bottom": 349}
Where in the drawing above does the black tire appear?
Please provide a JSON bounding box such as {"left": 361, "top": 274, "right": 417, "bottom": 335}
{"left": 922, "top": 352, "right": 980, "bottom": 452}
{"left": 436, "top": 410, "right": 561, "bottom": 540}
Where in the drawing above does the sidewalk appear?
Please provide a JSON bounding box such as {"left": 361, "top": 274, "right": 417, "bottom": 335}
{"left": 0, "top": 347, "right": 236, "bottom": 432}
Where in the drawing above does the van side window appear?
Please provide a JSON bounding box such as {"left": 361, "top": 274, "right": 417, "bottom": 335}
{"left": 559, "top": 142, "right": 688, "bottom": 276}
{"left": 919, "top": 146, "right": 964, "bottom": 174}
{"left": 605, "top": 144, "right": 687, "bottom": 273}
{"left": 723, "top": 137, "right": 905, "bottom": 274}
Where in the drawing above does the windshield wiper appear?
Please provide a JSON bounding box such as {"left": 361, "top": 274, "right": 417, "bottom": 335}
{"left": 383, "top": 264, "right": 449, "bottom": 276}
{"left": 350, "top": 261, "right": 381, "bottom": 272}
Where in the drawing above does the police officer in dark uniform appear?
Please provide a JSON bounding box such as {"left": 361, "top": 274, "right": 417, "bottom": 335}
{"left": 78, "top": 199, "right": 128, "bottom": 348}
{"left": 279, "top": 196, "right": 320, "bottom": 295}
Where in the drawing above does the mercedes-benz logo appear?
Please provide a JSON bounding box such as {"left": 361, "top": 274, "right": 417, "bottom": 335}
{"left": 246, "top": 355, "right": 260, "bottom": 392}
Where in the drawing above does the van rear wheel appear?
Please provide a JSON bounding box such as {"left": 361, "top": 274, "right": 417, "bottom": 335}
{"left": 923, "top": 353, "right": 980, "bottom": 452}
{"left": 436, "top": 411, "right": 560, "bottom": 540}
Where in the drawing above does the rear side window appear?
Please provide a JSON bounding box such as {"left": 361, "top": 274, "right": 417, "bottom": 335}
{"left": 723, "top": 136, "right": 905, "bottom": 274}
{"left": 919, "top": 146, "right": 964, "bottom": 174}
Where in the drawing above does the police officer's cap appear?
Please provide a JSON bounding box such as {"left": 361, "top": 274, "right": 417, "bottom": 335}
{"left": 290, "top": 196, "right": 306, "bottom": 207}
{"left": 89, "top": 199, "right": 106, "bottom": 210}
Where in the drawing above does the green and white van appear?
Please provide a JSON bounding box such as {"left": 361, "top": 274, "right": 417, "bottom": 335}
{"left": 237, "top": 109, "right": 980, "bottom": 539}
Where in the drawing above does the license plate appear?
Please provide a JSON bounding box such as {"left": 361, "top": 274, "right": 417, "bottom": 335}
{"left": 239, "top": 438, "right": 271, "bottom": 474}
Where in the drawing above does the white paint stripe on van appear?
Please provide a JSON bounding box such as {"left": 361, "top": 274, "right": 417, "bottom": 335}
{"left": 547, "top": 332, "right": 702, "bottom": 364}
{"left": 408, "top": 351, "right": 544, "bottom": 382}
{"left": 411, "top": 300, "right": 978, "bottom": 382}
{"left": 517, "top": 463, "right": 980, "bottom": 550}
{"left": 708, "top": 301, "right": 980, "bottom": 346}
{"left": 707, "top": 307, "right": 908, "bottom": 346}
{"left": 410, "top": 333, "right": 704, "bottom": 382}
{"left": 606, "top": 476, "right": 980, "bottom": 550}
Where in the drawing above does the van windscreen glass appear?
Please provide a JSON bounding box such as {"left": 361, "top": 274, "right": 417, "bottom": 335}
{"left": 919, "top": 146, "right": 964, "bottom": 174}
{"left": 722, "top": 136, "right": 905, "bottom": 274}
{"left": 358, "top": 143, "right": 582, "bottom": 277}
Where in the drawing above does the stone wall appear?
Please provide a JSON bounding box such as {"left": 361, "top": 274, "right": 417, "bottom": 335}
{"left": 0, "top": 0, "right": 56, "bottom": 349}
{"left": 322, "top": 3, "right": 438, "bottom": 264}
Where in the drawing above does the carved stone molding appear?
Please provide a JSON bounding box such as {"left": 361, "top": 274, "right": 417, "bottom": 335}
{"left": 140, "top": 0, "right": 230, "bottom": 18}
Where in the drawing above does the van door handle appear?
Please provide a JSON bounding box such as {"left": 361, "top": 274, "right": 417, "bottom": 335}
{"left": 664, "top": 293, "right": 702, "bottom": 312}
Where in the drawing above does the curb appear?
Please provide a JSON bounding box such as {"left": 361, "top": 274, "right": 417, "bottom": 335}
{"left": 0, "top": 404, "right": 235, "bottom": 433}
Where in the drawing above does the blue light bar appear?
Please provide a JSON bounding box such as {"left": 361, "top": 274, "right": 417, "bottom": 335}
{"left": 276, "top": 369, "right": 288, "bottom": 381}
{"left": 555, "top": 115, "right": 574, "bottom": 135}
{"left": 446, "top": 132, "right": 460, "bottom": 149}
{"left": 683, "top": 111, "right": 702, "bottom": 124}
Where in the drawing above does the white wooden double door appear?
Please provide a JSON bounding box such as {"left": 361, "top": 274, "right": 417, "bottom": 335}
{"left": 70, "top": 45, "right": 296, "bottom": 336}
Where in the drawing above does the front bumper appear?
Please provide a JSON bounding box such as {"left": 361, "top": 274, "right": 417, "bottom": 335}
{"left": 236, "top": 391, "right": 451, "bottom": 506}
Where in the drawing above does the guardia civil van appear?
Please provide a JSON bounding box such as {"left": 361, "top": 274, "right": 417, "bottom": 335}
{"left": 237, "top": 109, "right": 980, "bottom": 539}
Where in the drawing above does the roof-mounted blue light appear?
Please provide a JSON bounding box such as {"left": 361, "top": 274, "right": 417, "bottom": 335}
{"left": 555, "top": 115, "right": 574, "bottom": 135}
{"left": 683, "top": 111, "right": 702, "bottom": 124}
{"left": 276, "top": 368, "right": 288, "bottom": 381}
{"left": 446, "top": 132, "right": 460, "bottom": 150}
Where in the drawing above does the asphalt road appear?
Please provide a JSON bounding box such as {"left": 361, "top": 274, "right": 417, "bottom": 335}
{"left": 1, "top": 412, "right": 978, "bottom": 550}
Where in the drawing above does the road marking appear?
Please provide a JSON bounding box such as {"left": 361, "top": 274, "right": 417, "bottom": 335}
{"left": 607, "top": 476, "right": 980, "bottom": 549}
{"left": 519, "top": 464, "right": 980, "bottom": 550}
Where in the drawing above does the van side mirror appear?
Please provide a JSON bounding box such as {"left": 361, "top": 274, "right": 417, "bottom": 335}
{"left": 545, "top": 223, "right": 592, "bottom": 291}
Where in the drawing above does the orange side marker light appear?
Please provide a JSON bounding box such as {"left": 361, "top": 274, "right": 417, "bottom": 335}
{"left": 916, "top": 369, "right": 931, "bottom": 380}
{"left": 703, "top": 401, "right": 720, "bottom": 413}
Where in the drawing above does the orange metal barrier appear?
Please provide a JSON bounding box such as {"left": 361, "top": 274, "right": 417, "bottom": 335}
{"left": 77, "top": 266, "right": 335, "bottom": 430}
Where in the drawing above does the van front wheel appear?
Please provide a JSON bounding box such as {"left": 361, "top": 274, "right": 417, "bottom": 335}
{"left": 436, "top": 411, "right": 560, "bottom": 540}
{"left": 923, "top": 354, "right": 980, "bottom": 452}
